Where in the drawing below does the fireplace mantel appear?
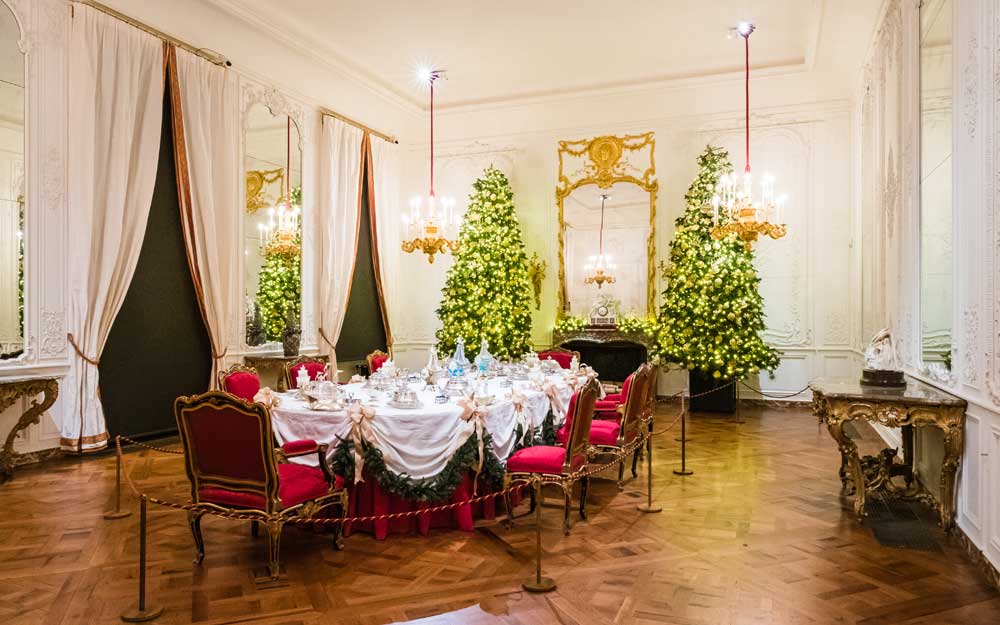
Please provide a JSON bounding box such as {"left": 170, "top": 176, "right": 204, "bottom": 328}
{"left": 552, "top": 326, "right": 654, "bottom": 350}
{"left": 553, "top": 326, "right": 652, "bottom": 383}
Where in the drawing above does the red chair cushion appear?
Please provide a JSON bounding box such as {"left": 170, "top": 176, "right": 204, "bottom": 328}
{"left": 281, "top": 439, "right": 319, "bottom": 455}
{"left": 222, "top": 371, "right": 260, "bottom": 403}
{"left": 601, "top": 393, "right": 623, "bottom": 405}
{"left": 288, "top": 362, "right": 327, "bottom": 389}
{"left": 199, "top": 463, "right": 343, "bottom": 510}
{"left": 539, "top": 351, "right": 574, "bottom": 369}
{"left": 587, "top": 420, "right": 621, "bottom": 446}
{"left": 370, "top": 354, "right": 389, "bottom": 373}
{"left": 506, "top": 445, "right": 585, "bottom": 475}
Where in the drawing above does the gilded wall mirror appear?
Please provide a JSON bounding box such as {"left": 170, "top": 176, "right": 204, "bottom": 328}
{"left": 557, "top": 133, "right": 657, "bottom": 318}
{"left": 0, "top": 2, "right": 25, "bottom": 359}
{"left": 918, "top": 0, "right": 953, "bottom": 373}
{"left": 243, "top": 103, "right": 302, "bottom": 348}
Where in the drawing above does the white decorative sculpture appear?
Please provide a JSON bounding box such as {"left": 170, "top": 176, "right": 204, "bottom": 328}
{"left": 861, "top": 327, "right": 905, "bottom": 387}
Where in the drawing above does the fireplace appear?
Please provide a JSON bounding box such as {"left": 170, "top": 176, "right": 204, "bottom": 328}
{"left": 553, "top": 326, "right": 652, "bottom": 384}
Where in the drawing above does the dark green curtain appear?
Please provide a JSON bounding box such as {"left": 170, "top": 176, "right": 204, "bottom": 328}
{"left": 336, "top": 165, "right": 388, "bottom": 362}
{"left": 99, "top": 90, "right": 211, "bottom": 438}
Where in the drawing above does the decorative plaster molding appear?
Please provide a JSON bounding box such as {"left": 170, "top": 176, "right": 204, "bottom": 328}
{"left": 963, "top": 35, "right": 979, "bottom": 140}
{"left": 241, "top": 80, "right": 306, "bottom": 152}
{"left": 42, "top": 146, "right": 62, "bottom": 214}
{"left": 39, "top": 310, "right": 64, "bottom": 358}
{"left": 962, "top": 306, "right": 979, "bottom": 384}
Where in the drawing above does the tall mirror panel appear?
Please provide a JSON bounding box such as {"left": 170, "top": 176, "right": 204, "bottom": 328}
{"left": 0, "top": 3, "right": 24, "bottom": 360}
{"left": 243, "top": 104, "right": 303, "bottom": 348}
{"left": 919, "top": 0, "right": 953, "bottom": 371}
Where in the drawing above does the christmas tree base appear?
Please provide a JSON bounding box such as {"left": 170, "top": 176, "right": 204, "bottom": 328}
{"left": 689, "top": 371, "right": 737, "bottom": 414}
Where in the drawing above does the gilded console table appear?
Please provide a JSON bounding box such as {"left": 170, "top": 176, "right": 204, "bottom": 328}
{"left": 809, "top": 377, "right": 965, "bottom": 529}
{"left": 0, "top": 376, "right": 60, "bottom": 481}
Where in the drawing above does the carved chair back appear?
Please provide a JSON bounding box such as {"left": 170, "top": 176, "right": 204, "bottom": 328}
{"left": 284, "top": 356, "right": 328, "bottom": 389}
{"left": 618, "top": 364, "right": 652, "bottom": 444}
{"left": 218, "top": 363, "right": 260, "bottom": 402}
{"left": 562, "top": 376, "right": 600, "bottom": 472}
{"left": 174, "top": 391, "right": 280, "bottom": 514}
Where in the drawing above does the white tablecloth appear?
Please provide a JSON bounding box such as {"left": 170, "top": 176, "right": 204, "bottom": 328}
{"left": 270, "top": 375, "right": 577, "bottom": 479}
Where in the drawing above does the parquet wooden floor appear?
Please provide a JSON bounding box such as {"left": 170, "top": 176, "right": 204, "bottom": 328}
{"left": 1, "top": 405, "right": 998, "bottom": 625}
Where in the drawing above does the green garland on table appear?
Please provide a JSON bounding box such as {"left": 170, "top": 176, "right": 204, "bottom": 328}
{"left": 330, "top": 431, "right": 505, "bottom": 502}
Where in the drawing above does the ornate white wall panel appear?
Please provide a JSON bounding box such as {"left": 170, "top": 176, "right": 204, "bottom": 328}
{"left": 0, "top": 0, "right": 68, "bottom": 454}
{"left": 859, "top": 0, "right": 1000, "bottom": 575}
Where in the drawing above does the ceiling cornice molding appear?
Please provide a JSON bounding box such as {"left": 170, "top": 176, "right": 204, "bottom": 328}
{"left": 202, "top": 0, "right": 422, "bottom": 113}
{"left": 418, "top": 98, "right": 853, "bottom": 150}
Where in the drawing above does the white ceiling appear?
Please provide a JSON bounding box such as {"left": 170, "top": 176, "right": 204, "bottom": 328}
{"left": 209, "top": 0, "right": 873, "bottom": 111}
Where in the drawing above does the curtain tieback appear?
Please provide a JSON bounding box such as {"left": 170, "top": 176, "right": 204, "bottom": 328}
{"left": 318, "top": 327, "right": 337, "bottom": 350}
{"left": 67, "top": 333, "right": 100, "bottom": 367}
{"left": 212, "top": 346, "right": 228, "bottom": 360}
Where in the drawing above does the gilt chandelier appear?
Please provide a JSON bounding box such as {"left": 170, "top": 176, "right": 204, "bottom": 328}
{"left": 402, "top": 68, "right": 460, "bottom": 264}
{"left": 584, "top": 194, "right": 616, "bottom": 289}
{"left": 710, "top": 22, "right": 788, "bottom": 249}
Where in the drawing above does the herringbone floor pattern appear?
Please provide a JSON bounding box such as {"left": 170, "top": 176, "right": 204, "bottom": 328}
{"left": 0, "top": 405, "right": 997, "bottom": 625}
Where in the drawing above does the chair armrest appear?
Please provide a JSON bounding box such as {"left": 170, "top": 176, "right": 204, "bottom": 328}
{"left": 281, "top": 439, "right": 320, "bottom": 456}
{"left": 274, "top": 440, "right": 336, "bottom": 486}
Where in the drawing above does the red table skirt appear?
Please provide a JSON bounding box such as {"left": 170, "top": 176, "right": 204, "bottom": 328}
{"left": 343, "top": 470, "right": 523, "bottom": 540}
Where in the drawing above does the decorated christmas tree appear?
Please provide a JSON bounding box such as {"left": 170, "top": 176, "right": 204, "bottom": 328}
{"left": 436, "top": 166, "right": 533, "bottom": 360}
{"left": 656, "top": 145, "right": 779, "bottom": 380}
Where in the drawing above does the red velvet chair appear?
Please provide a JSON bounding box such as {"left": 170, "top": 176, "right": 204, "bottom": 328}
{"left": 594, "top": 371, "right": 635, "bottom": 420}
{"left": 218, "top": 363, "right": 260, "bottom": 402}
{"left": 504, "top": 376, "right": 600, "bottom": 534}
{"left": 559, "top": 363, "right": 652, "bottom": 491}
{"left": 174, "top": 392, "right": 347, "bottom": 581}
{"left": 367, "top": 349, "right": 390, "bottom": 374}
{"left": 537, "top": 347, "right": 579, "bottom": 369}
{"left": 284, "top": 356, "right": 329, "bottom": 390}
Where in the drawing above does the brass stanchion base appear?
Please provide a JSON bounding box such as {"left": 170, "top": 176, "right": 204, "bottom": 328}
{"left": 636, "top": 503, "right": 662, "bottom": 513}
{"left": 104, "top": 509, "right": 132, "bottom": 520}
{"left": 673, "top": 469, "right": 694, "bottom": 476}
{"left": 522, "top": 577, "right": 557, "bottom": 593}
{"left": 121, "top": 604, "right": 163, "bottom": 622}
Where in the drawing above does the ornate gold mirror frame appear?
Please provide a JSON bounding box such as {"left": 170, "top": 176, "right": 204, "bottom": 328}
{"left": 556, "top": 132, "right": 658, "bottom": 316}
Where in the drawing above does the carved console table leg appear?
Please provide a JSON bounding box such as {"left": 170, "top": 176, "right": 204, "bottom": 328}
{"left": 0, "top": 379, "right": 60, "bottom": 481}
{"left": 826, "top": 417, "right": 867, "bottom": 521}
{"left": 938, "top": 420, "right": 964, "bottom": 530}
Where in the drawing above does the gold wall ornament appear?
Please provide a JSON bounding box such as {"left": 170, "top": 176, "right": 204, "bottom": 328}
{"left": 245, "top": 168, "right": 285, "bottom": 214}
{"left": 527, "top": 253, "right": 547, "bottom": 310}
{"left": 556, "top": 132, "right": 658, "bottom": 316}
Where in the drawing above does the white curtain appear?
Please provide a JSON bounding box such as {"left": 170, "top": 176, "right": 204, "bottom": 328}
{"left": 316, "top": 118, "right": 364, "bottom": 369}
{"left": 64, "top": 6, "right": 163, "bottom": 451}
{"left": 171, "top": 46, "right": 240, "bottom": 388}
{"left": 369, "top": 136, "right": 402, "bottom": 352}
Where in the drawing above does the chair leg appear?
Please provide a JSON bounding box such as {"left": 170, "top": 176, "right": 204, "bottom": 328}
{"left": 251, "top": 520, "right": 259, "bottom": 537}
{"left": 187, "top": 510, "right": 206, "bottom": 565}
{"left": 561, "top": 483, "right": 572, "bottom": 535}
{"left": 617, "top": 459, "right": 626, "bottom": 491}
{"left": 529, "top": 485, "right": 537, "bottom": 513}
{"left": 265, "top": 519, "right": 283, "bottom": 580}
{"left": 631, "top": 450, "right": 640, "bottom": 478}
{"left": 579, "top": 476, "right": 589, "bottom": 520}
{"left": 333, "top": 500, "right": 346, "bottom": 551}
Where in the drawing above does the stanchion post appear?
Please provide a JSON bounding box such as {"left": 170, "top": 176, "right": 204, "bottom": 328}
{"left": 637, "top": 422, "right": 663, "bottom": 513}
{"left": 673, "top": 393, "right": 693, "bottom": 477}
{"left": 122, "top": 495, "right": 163, "bottom": 622}
{"left": 104, "top": 437, "right": 131, "bottom": 520}
{"left": 521, "top": 478, "right": 556, "bottom": 593}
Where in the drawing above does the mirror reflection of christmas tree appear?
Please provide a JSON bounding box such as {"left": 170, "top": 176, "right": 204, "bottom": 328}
{"left": 255, "top": 186, "right": 302, "bottom": 342}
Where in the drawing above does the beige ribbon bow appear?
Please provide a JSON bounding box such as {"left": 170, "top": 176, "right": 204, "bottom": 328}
{"left": 542, "top": 379, "right": 566, "bottom": 419}
{"left": 347, "top": 403, "right": 376, "bottom": 484}
{"left": 253, "top": 387, "right": 281, "bottom": 409}
{"left": 510, "top": 389, "right": 533, "bottom": 446}
{"left": 456, "top": 394, "right": 489, "bottom": 495}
